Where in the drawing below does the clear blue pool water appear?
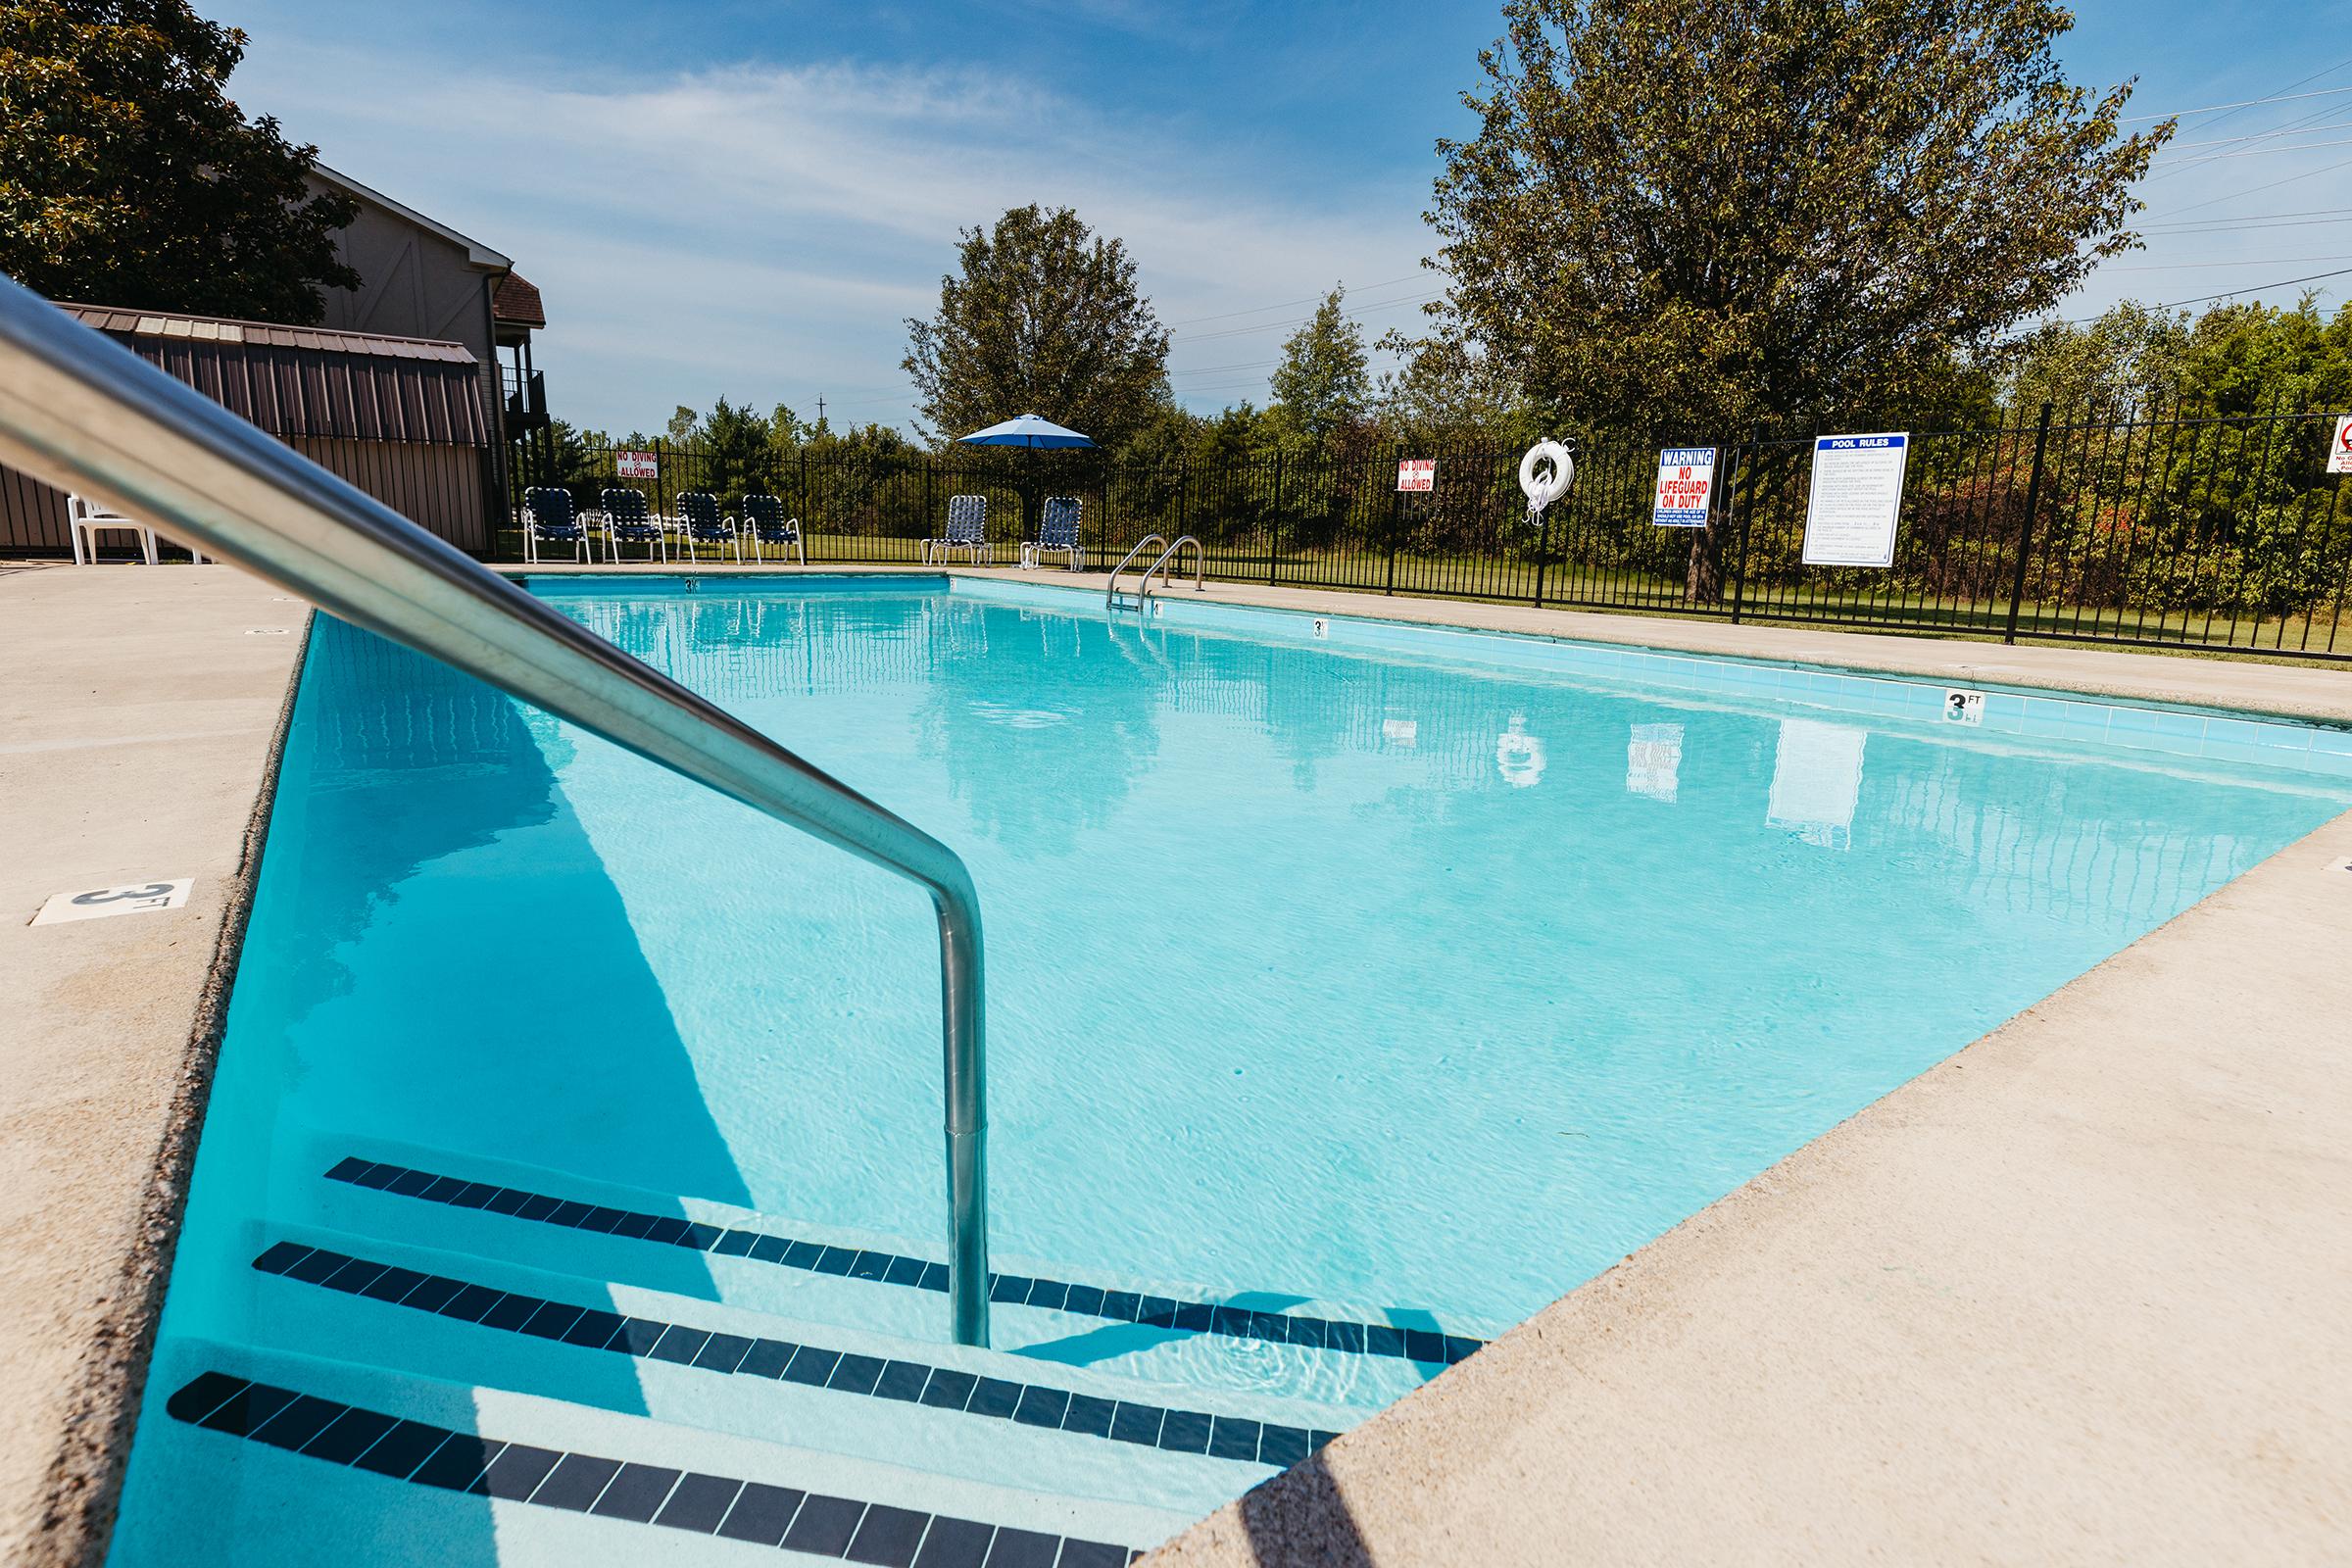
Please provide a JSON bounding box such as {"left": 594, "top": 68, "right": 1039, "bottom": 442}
{"left": 114, "top": 574, "right": 2352, "bottom": 1561}
{"left": 203, "top": 578, "right": 2349, "bottom": 1317}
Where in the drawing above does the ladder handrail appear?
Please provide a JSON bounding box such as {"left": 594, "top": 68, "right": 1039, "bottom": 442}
{"left": 0, "top": 275, "right": 994, "bottom": 1348}
{"left": 1139, "top": 535, "right": 1204, "bottom": 600}
{"left": 1104, "top": 533, "right": 1166, "bottom": 609}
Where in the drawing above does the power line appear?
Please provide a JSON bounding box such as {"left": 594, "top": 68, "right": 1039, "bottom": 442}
{"left": 2160, "top": 117, "right": 2352, "bottom": 152}
{"left": 2102, "top": 253, "right": 2352, "bottom": 270}
{"left": 2140, "top": 209, "right": 2352, "bottom": 231}
{"left": 2122, "top": 82, "right": 2352, "bottom": 123}
{"left": 2153, "top": 133, "right": 2352, "bottom": 164}
{"left": 2157, "top": 263, "right": 2352, "bottom": 308}
{"left": 2145, "top": 55, "right": 2352, "bottom": 143}
{"left": 2156, "top": 152, "right": 2352, "bottom": 219}
{"left": 2146, "top": 92, "right": 2352, "bottom": 180}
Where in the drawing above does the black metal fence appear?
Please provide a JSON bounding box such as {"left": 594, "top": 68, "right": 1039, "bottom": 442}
{"left": 514, "top": 404, "right": 2352, "bottom": 659}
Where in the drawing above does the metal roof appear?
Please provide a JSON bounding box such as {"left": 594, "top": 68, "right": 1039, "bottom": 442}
{"left": 56, "top": 303, "right": 490, "bottom": 447}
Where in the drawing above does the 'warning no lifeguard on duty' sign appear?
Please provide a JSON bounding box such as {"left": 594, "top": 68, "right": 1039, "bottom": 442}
{"left": 1652, "top": 447, "right": 1717, "bottom": 527}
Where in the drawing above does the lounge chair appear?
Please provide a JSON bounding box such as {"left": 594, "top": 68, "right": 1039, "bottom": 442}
{"left": 66, "top": 494, "right": 158, "bottom": 564}
{"left": 675, "top": 492, "right": 740, "bottom": 564}
{"left": 521, "top": 487, "right": 593, "bottom": 564}
{"left": 741, "top": 494, "right": 806, "bottom": 565}
{"left": 601, "top": 488, "right": 668, "bottom": 564}
{"left": 924, "top": 494, "right": 990, "bottom": 564}
{"left": 1020, "top": 495, "right": 1085, "bottom": 571}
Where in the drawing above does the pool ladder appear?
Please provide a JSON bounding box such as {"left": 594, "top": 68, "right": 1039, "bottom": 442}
{"left": 0, "top": 275, "right": 999, "bottom": 1348}
{"left": 1105, "top": 533, "right": 1204, "bottom": 613}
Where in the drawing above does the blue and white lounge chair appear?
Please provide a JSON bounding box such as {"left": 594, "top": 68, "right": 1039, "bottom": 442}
{"left": 675, "top": 492, "right": 740, "bottom": 564}
{"left": 522, "top": 486, "right": 593, "bottom": 564}
{"left": 924, "top": 495, "right": 990, "bottom": 564}
{"left": 741, "top": 494, "right": 806, "bottom": 565}
{"left": 1020, "top": 495, "right": 1084, "bottom": 571}
{"left": 601, "top": 488, "right": 667, "bottom": 564}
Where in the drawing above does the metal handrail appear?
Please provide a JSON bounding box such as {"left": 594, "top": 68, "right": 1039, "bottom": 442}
{"left": 0, "top": 275, "right": 992, "bottom": 1348}
{"left": 1139, "top": 535, "right": 1204, "bottom": 601}
{"left": 1103, "top": 533, "right": 1165, "bottom": 609}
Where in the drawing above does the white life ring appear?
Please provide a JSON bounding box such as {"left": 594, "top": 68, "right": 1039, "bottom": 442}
{"left": 1517, "top": 440, "right": 1574, "bottom": 516}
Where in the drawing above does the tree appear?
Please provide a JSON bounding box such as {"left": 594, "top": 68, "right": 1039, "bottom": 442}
{"left": 1268, "top": 285, "right": 1371, "bottom": 447}
{"left": 903, "top": 204, "right": 1171, "bottom": 450}
{"left": 0, "top": 0, "right": 359, "bottom": 320}
{"left": 1427, "top": 0, "right": 2172, "bottom": 437}
{"left": 697, "top": 395, "right": 775, "bottom": 501}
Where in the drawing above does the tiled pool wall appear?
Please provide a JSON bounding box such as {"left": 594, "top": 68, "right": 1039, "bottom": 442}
{"left": 514, "top": 572, "right": 2352, "bottom": 783}
{"left": 952, "top": 577, "right": 2352, "bottom": 783}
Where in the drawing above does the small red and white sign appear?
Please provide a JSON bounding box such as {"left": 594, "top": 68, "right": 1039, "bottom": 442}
{"left": 2329, "top": 415, "right": 2352, "bottom": 475}
{"left": 1652, "top": 447, "right": 1717, "bottom": 527}
{"left": 615, "top": 450, "right": 659, "bottom": 480}
{"left": 1396, "top": 458, "right": 1436, "bottom": 493}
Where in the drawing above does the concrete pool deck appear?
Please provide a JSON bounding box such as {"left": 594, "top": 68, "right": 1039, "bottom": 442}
{"left": 0, "top": 564, "right": 304, "bottom": 1565}
{"left": 4, "top": 557, "right": 2350, "bottom": 1563}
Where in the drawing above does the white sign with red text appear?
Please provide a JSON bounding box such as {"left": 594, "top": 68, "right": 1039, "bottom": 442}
{"left": 1652, "top": 447, "right": 1717, "bottom": 527}
{"left": 1396, "top": 458, "right": 1436, "bottom": 493}
{"left": 2329, "top": 415, "right": 2352, "bottom": 475}
{"left": 615, "top": 450, "right": 659, "bottom": 480}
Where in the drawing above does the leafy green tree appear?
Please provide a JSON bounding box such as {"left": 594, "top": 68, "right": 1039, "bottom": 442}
{"left": 0, "top": 0, "right": 359, "bottom": 319}
{"left": 1426, "top": 0, "right": 2172, "bottom": 436}
{"left": 2003, "top": 302, "right": 2186, "bottom": 420}
{"left": 1372, "top": 323, "right": 1543, "bottom": 449}
{"left": 663, "top": 404, "right": 700, "bottom": 445}
{"left": 903, "top": 204, "right": 1172, "bottom": 450}
{"left": 697, "top": 395, "right": 775, "bottom": 501}
{"left": 1268, "top": 285, "right": 1371, "bottom": 448}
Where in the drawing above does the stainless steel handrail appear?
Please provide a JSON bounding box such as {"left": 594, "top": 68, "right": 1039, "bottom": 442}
{"left": 1103, "top": 533, "right": 1165, "bottom": 609}
{"left": 0, "top": 276, "right": 993, "bottom": 1348}
{"left": 1138, "top": 535, "right": 1204, "bottom": 601}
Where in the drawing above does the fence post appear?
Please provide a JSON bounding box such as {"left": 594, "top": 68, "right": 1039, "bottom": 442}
{"left": 1533, "top": 449, "right": 1552, "bottom": 607}
{"left": 1267, "top": 453, "right": 1282, "bottom": 585}
{"left": 2005, "top": 402, "right": 2054, "bottom": 645}
{"left": 1730, "top": 428, "right": 1758, "bottom": 624}
{"left": 1385, "top": 443, "right": 1402, "bottom": 595}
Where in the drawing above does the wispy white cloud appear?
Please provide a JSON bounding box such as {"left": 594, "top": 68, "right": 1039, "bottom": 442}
{"left": 238, "top": 38, "right": 1435, "bottom": 431}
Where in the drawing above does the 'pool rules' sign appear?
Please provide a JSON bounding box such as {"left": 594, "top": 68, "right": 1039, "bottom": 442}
{"left": 1652, "top": 447, "right": 1717, "bottom": 527}
{"left": 1801, "top": 432, "right": 1909, "bottom": 567}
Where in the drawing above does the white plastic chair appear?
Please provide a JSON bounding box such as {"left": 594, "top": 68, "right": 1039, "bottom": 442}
{"left": 68, "top": 495, "right": 157, "bottom": 564}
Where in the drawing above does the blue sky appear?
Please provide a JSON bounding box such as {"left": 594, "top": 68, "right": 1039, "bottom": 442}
{"left": 217, "top": 0, "right": 2352, "bottom": 433}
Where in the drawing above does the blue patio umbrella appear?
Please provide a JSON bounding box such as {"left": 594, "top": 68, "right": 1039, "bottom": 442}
{"left": 956, "top": 415, "right": 1095, "bottom": 535}
{"left": 956, "top": 414, "right": 1096, "bottom": 450}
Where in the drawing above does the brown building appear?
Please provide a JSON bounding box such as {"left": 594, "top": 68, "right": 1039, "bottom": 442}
{"left": 0, "top": 305, "right": 501, "bottom": 555}
{"left": 307, "top": 164, "right": 554, "bottom": 509}
{"left": 0, "top": 165, "right": 549, "bottom": 560}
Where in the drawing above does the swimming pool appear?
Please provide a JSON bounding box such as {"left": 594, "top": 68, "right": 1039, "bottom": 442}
{"left": 111, "top": 575, "right": 2352, "bottom": 1564}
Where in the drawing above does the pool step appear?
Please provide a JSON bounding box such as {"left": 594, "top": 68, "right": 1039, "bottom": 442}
{"left": 232, "top": 1222, "right": 1356, "bottom": 1520}
{"left": 116, "top": 1336, "right": 1184, "bottom": 1566}
{"left": 307, "top": 1139, "right": 1493, "bottom": 1409}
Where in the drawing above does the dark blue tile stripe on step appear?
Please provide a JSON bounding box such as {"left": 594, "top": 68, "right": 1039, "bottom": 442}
{"left": 251, "top": 1241, "right": 1341, "bottom": 1470}
{"left": 163, "top": 1369, "right": 1142, "bottom": 1565}
{"left": 323, "top": 1156, "right": 1484, "bottom": 1367}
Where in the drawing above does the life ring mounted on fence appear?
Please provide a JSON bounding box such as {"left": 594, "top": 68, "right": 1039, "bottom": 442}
{"left": 1518, "top": 440, "right": 1575, "bottom": 521}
